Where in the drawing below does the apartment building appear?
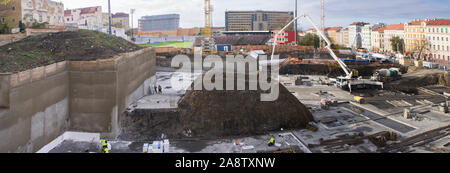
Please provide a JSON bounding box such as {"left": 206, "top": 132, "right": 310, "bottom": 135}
{"left": 112, "top": 13, "right": 129, "bottom": 30}
{"left": 371, "top": 27, "right": 385, "bottom": 51}
{"left": 348, "top": 22, "right": 367, "bottom": 48}
{"left": 324, "top": 27, "right": 342, "bottom": 45}
{"left": 0, "top": 0, "right": 64, "bottom": 30}
{"left": 383, "top": 24, "right": 404, "bottom": 53}
{"left": 102, "top": 12, "right": 130, "bottom": 30}
{"left": 361, "top": 24, "right": 373, "bottom": 50}
{"left": 64, "top": 6, "right": 103, "bottom": 30}
{"left": 425, "top": 19, "right": 450, "bottom": 61}
{"left": 404, "top": 19, "right": 427, "bottom": 55}
{"left": 225, "top": 11, "right": 294, "bottom": 31}
{"left": 138, "top": 14, "right": 180, "bottom": 31}
{"left": 343, "top": 28, "right": 349, "bottom": 47}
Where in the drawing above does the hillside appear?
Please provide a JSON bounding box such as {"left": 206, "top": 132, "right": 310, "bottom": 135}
{"left": 0, "top": 30, "right": 141, "bottom": 73}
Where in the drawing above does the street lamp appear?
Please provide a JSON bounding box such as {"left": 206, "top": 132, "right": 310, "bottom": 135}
{"left": 108, "top": 0, "right": 112, "bottom": 34}
{"left": 131, "top": 9, "right": 135, "bottom": 41}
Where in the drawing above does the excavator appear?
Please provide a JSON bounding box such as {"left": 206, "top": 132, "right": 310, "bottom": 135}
{"left": 272, "top": 14, "right": 383, "bottom": 92}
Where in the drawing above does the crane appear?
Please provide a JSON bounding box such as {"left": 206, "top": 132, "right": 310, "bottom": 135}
{"left": 272, "top": 14, "right": 383, "bottom": 92}
{"left": 202, "top": 0, "right": 216, "bottom": 54}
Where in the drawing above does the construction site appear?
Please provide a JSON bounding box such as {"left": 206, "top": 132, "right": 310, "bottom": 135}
{"left": 1, "top": 0, "right": 450, "bottom": 154}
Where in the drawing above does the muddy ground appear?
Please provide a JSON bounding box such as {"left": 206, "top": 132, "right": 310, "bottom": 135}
{"left": 0, "top": 30, "right": 141, "bottom": 73}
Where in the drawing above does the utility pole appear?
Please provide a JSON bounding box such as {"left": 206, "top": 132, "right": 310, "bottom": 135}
{"left": 108, "top": 0, "right": 112, "bottom": 34}
{"left": 320, "top": 0, "right": 324, "bottom": 49}
{"left": 131, "top": 9, "right": 135, "bottom": 41}
{"left": 295, "top": 0, "right": 298, "bottom": 45}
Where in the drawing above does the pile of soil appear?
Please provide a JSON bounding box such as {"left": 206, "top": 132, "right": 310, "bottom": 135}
{"left": 177, "top": 76, "right": 314, "bottom": 138}
{"left": 0, "top": 30, "right": 141, "bottom": 73}
{"left": 119, "top": 72, "right": 314, "bottom": 141}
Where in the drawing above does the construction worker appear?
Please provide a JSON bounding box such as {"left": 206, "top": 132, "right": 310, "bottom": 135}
{"left": 101, "top": 138, "right": 108, "bottom": 153}
{"left": 153, "top": 84, "right": 158, "bottom": 94}
{"left": 268, "top": 137, "right": 275, "bottom": 147}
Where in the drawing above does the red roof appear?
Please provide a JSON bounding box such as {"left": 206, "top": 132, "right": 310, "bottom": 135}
{"left": 408, "top": 19, "right": 426, "bottom": 25}
{"left": 324, "top": 27, "right": 342, "bottom": 31}
{"left": 384, "top": 24, "right": 404, "bottom": 30}
{"left": 80, "top": 7, "right": 100, "bottom": 15}
{"left": 426, "top": 19, "right": 450, "bottom": 26}
{"left": 373, "top": 27, "right": 386, "bottom": 32}
{"left": 64, "top": 6, "right": 101, "bottom": 16}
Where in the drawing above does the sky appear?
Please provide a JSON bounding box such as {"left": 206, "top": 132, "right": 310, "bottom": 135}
{"left": 58, "top": 0, "right": 450, "bottom": 30}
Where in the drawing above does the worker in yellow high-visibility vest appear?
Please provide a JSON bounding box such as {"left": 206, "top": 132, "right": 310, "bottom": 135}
{"left": 268, "top": 137, "right": 275, "bottom": 146}
{"left": 101, "top": 138, "right": 108, "bottom": 153}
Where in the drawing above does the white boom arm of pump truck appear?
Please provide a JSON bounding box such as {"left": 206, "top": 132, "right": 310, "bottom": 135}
{"left": 271, "top": 14, "right": 353, "bottom": 79}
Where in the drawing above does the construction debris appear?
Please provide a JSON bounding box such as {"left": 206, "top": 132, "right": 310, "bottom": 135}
{"left": 308, "top": 132, "right": 365, "bottom": 148}
{"left": 368, "top": 131, "right": 397, "bottom": 147}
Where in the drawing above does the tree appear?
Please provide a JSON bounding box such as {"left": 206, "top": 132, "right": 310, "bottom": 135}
{"left": 0, "top": 0, "right": 12, "bottom": 5}
{"left": 299, "top": 33, "right": 320, "bottom": 48}
{"left": 390, "top": 36, "right": 404, "bottom": 53}
{"left": 0, "top": 23, "right": 10, "bottom": 34}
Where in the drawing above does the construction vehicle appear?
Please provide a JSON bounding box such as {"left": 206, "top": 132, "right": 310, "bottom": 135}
{"left": 272, "top": 14, "right": 383, "bottom": 92}
{"left": 354, "top": 96, "right": 365, "bottom": 104}
{"left": 201, "top": 0, "right": 217, "bottom": 54}
{"left": 371, "top": 68, "right": 402, "bottom": 82}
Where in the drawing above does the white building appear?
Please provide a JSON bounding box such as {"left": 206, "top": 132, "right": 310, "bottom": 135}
{"left": 425, "top": 19, "right": 450, "bottom": 62}
{"left": 371, "top": 27, "right": 385, "bottom": 52}
{"left": 348, "top": 22, "right": 367, "bottom": 49}
{"left": 361, "top": 24, "right": 372, "bottom": 50}
{"left": 64, "top": 6, "right": 103, "bottom": 31}
{"left": 383, "top": 24, "right": 404, "bottom": 53}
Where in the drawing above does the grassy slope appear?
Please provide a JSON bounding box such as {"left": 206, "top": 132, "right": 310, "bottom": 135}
{"left": 0, "top": 30, "right": 141, "bottom": 73}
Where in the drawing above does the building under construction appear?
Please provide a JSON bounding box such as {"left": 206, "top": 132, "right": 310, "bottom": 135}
{"left": 225, "top": 11, "right": 294, "bottom": 31}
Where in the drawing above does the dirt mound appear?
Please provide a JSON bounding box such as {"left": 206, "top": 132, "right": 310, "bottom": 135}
{"left": 176, "top": 72, "right": 314, "bottom": 139}
{"left": 119, "top": 72, "right": 314, "bottom": 141}
{"left": 0, "top": 30, "right": 141, "bottom": 73}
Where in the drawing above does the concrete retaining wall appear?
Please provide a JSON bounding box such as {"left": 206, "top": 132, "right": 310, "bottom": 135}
{"left": 0, "top": 74, "right": 10, "bottom": 108}
{"left": 0, "top": 62, "right": 70, "bottom": 152}
{"left": 69, "top": 48, "right": 156, "bottom": 137}
{"left": 0, "top": 48, "right": 156, "bottom": 152}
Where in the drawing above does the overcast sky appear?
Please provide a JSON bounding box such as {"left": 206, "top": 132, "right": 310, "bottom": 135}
{"left": 58, "top": 0, "right": 449, "bottom": 30}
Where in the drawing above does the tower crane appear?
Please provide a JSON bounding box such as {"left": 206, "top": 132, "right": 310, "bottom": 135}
{"left": 202, "top": 0, "right": 216, "bottom": 54}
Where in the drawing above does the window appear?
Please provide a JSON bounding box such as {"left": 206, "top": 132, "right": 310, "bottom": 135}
{"left": 12, "top": 6, "right": 15, "bottom": 11}
{"left": 1, "top": 18, "right": 5, "bottom": 24}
